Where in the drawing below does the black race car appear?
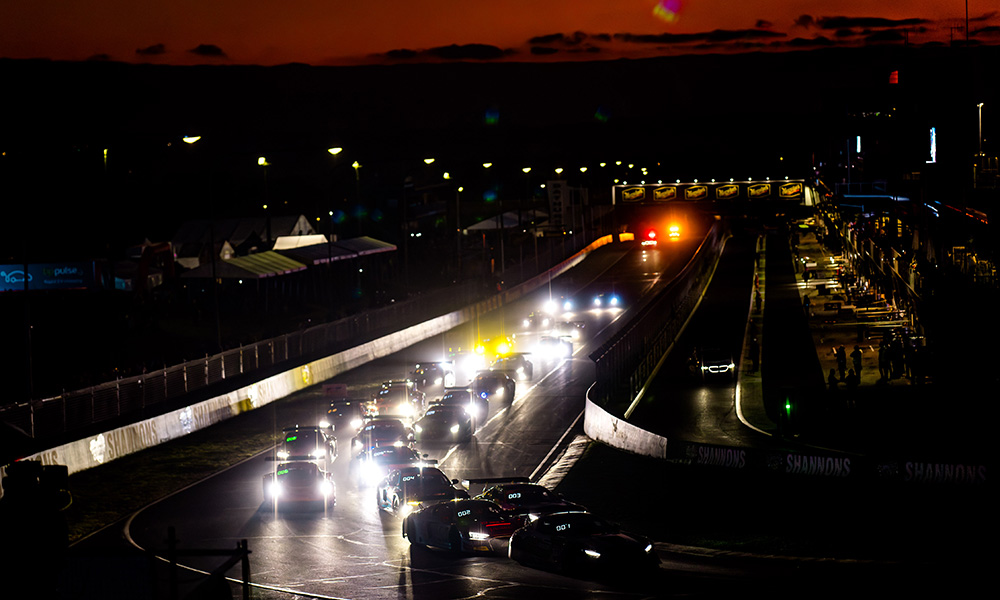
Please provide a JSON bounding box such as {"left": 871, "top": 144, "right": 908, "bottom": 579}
{"left": 376, "top": 465, "right": 469, "bottom": 517}
{"left": 319, "top": 398, "right": 367, "bottom": 434}
{"left": 353, "top": 444, "right": 426, "bottom": 487}
{"left": 412, "top": 405, "right": 474, "bottom": 443}
{"left": 489, "top": 353, "right": 534, "bottom": 380}
{"left": 274, "top": 425, "right": 337, "bottom": 470}
{"left": 470, "top": 370, "right": 516, "bottom": 405}
{"left": 508, "top": 511, "right": 659, "bottom": 575}
{"left": 469, "top": 478, "right": 586, "bottom": 520}
{"left": 402, "top": 498, "right": 521, "bottom": 554}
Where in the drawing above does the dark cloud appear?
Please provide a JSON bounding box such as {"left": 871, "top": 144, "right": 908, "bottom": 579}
{"left": 529, "top": 46, "right": 560, "bottom": 56}
{"left": 863, "top": 30, "right": 906, "bottom": 43}
{"left": 528, "top": 33, "right": 564, "bottom": 44}
{"left": 835, "top": 28, "right": 858, "bottom": 38}
{"left": 756, "top": 20, "right": 773, "bottom": 29}
{"left": 591, "top": 33, "right": 612, "bottom": 42}
{"left": 188, "top": 44, "right": 226, "bottom": 57}
{"left": 785, "top": 36, "right": 836, "bottom": 48}
{"left": 424, "top": 44, "right": 507, "bottom": 60}
{"left": 973, "top": 25, "right": 1000, "bottom": 37}
{"left": 794, "top": 15, "right": 815, "bottom": 28}
{"left": 970, "top": 11, "right": 999, "bottom": 23}
{"left": 385, "top": 48, "right": 418, "bottom": 59}
{"left": 816, "top": 16, "right": 929, "bottom": 30}
{"left": 615, "top": 28, "right": 784, "bottom": 45}
{"left": 86, "top": 53, "right": 111, "bottom": 62}
{"left": 136, "top": 44, "right": 166, "bottom": 56}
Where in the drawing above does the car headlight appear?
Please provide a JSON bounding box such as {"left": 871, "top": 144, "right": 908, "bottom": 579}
{"left": 350, "top": 418, "right": 363, "bottom": 430}
{"left": 609, "top": 296, "right": 620, "bottom": 306}
{"left": 593, "top": 297, "right": 602, "bottom": 307}
{"left": 319, "top": 480, "right": 334, "bottom": 496}
{"left": 434, "top": 377, "right": 443, "bottom": 385}
{"left": 318, "top": 419, "right": 330, "bottom": 429}
{"left": 400, "top": 404, "right": 413, "bottom": 417}
{"left": 562, "top": 300, "right": 573, "bottom": 312}
{"left": 414, "top": 424, "right": 423, "bottom": 433}
{"left": 584, "top": 549, "right": 601, "bottom": 559}
{"left": 465, "top": 403, "right": 480, "bottom": 419}
{"left": 449, "top": 424, "right": 460, "bottom": 434}
{"left": 267, "top": 481, "right": 283, "bottom": 499}
{"left": 644, "top": 543, "right": 654, "bottom": 553}
{"left": 312, "top": 448, "right": 326, "bottom": 459}
{"left": 276, "top": 450, "right": 290, "bottom": 459}
{"left": 495, "top": 387, "right": 505, "bottom": 397}
{"left": 360, "top": 461, "right": 383, "bottom": 485}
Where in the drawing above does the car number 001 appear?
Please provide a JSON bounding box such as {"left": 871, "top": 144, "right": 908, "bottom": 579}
{"left": 458, "top": 509, "right": 471, "bottom": 517}
{"left": 556, "top": 524, "right": 569, "bottom": 532}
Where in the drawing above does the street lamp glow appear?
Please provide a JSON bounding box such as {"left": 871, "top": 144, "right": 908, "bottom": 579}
{"left": 182, "top": 135, "right": 201, "bottom": 144}
{"left": 327, "top": 147, "right": 343, "bottom": 155}
{"left": 258, "top": 156, "right": 269, "bottom": 166}
{"left": 554, "top": 167, "right": 563, "bottom": 174}
{"left": 580, "top": 167, "right": 587, "bottom": 173}
{"left": 352, "top": 161, "right": 361, "bottom": 170}
{"left": 424, "top": 158, "right": 436, "bottom": 164}
{"left": 599, "top": 162, "right": 607, "bottom": 167}
{"left": 482, "top": 162, "right": 492, "bottom": 168}
{"left": 522, "top": 167, "right": 531, "bottom": 173}
{"left": 615, "top": 161, "right": 622, "bottom": 165}
{"left": 443, "top": 172, "right": 450, "bottom": 179}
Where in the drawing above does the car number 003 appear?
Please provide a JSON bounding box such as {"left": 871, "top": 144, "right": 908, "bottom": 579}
{"left": 507, "top": 493, "right": 521, "bottom": 499}
{"left": 458, "top": 509, "right": 471, "bottom": 517}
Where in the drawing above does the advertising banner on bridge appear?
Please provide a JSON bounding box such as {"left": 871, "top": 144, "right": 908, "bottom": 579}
{"left": 653, "top": 186, "right": 677, "bottom": 201}
{"left": 684, "top": 185, "right": 708, "bottom": 201}
{"left": 715, "top": 184, "right": 739, "bottom": 200}
{"left": 748, "top": 183, "right": 771, "bottom": 199}
{"left": 620, "top": 186, "right": 646, "bottom": 203}
{"left": 0, "top": 262, "right": 96, "bottom": 292}
{"left": 779, "top": 181, "right": 803, "bottom": 198}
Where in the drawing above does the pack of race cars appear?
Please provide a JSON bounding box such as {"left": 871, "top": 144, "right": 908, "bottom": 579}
{"left": 262, "top": 326, "right": 659, "bottom": 577}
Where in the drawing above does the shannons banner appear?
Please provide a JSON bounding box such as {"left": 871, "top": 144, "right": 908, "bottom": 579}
{"left": 0, "top": 262, "right": 94, "bottom": 292}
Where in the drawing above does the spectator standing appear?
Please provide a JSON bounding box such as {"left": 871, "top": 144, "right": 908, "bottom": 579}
{"left": 851, "top": 345, "right": 863, "bottom": 375}
{"left": 835, "top": 345, "right": 847, "bottom": 380}
{"left": 827, "top": 368, "right": 839, "bottom": 390}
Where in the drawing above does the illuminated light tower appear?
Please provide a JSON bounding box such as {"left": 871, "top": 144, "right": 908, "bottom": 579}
{"left": 258, "top": 156, "right": 271, "bottom": 243}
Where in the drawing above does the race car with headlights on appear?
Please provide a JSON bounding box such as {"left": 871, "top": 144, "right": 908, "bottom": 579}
{"left": 432, "top": 387, "right": 488, "bottom": 426}
{"left": 352, "top": 444, "right": 427, "bottom": 487}
{"left": 536, "top": 335, "right": 573, "bottom": 360}
{"left": 467, "top": 478, "right": 587, "bottom": 520}
{"left": 470, "top": 370, "right": 516, "bottom": 406}
{"left": 521, "top": 311, "right": 554, "bottom": 331}
{"left": 552, "top": 320, "right": 585, "bottom": 341}
{"left": 367, "top": 380, "right": 426, "bottom": 420}
{"left": 262, "top": 461, "right": 336, "bottom": 511}
{"left": 508, "top": 511, "right": 659, "bottom": 575}
{"left": 412, "top": 405, "right": 474, "bottom": 443}
{"left": 489, "top": 352, "right": 534, "bottom": 380}
{"left": 351, "top": 416, "right": 415, "bottom": 456}
{"left": 541, "top": 295, "right": 575, "bottom": 315}
{"left": 319, "top": 398, "right": 367, "bottom": 434}
{"left": 376, "top": 465, "right": 470, "bottom": 517}
{"left": 402, "top": 498, "right": 522, "bottom": 554}
{"left": 589, "top": 292, "right": 621, "bottom": 310}
{"left": 410, "top": 362, "right": 456, "bottom": 396}
{"left": 696, "top": 346, "right": 735, "bottom": 381}
{"left": 273, "top": 425, "right": 337, "bottom": 470}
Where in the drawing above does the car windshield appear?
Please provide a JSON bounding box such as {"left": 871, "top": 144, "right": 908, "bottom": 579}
{"left": 494, "top": 485, "right": 554, "bottom": 505}
{"left": 371, "top": 446, "right": 416, "bottom": 464}
{"left": 276, "top": 463, "right": 319, "bottom": 481}
{"left": 423, "top": 407, "right": 462, "bottom": 419}
{"left": 400, "top": 469, "right": 452, "bottom": 496}
{"left": 441, "top": 391, "right": 470, "bottom": 402}
{"left": 282, "top": 429, "right": 323, "bottom": 454}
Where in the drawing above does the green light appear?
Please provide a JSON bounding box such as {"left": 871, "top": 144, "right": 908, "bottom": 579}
{"left": 277, "top": 469, "right": 289, "bottom": 476}
{"left": 286, "top": 435, "right": 297, "bottom": 442}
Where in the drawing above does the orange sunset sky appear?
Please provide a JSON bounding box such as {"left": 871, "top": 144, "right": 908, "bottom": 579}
{"left": 2, "top": 1, "right": 998, "bottom": 66}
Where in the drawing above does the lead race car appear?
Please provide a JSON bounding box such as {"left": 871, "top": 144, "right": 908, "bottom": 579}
{"left": 402, "top": 498, "right": 522, "bottom": 554}
{"left": 262, "top": 461, "right": 336, "bottom": 511}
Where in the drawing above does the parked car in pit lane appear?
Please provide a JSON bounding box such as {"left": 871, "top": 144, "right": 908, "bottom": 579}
{"left": 412, "top": 405, "right": 474, "bottom": 443}
{"left": 402, "top": 498, "right": 522, "bottom": 554}
{"left": 508, "top": 511, "right": 659, "bottom": 576}
{"left": 470, "top": 370, "right": 516, "bottom": 405}
{"left": 489, "top": 352, "right": 534, "bottom": 380}
{"left": 352, "top": 444, "right": 427, "bottom": 487}
{"left": 262, "top": 461, "right": 336, "bottom": 510}
{"left": 376, "top": 465, "right": 469, "bottom": 517}
{"left": 273, "top": 425, "right": 337, "bottom": 470}
{"left": 694, "top": 346, "right": 735, "bottom": 381}
{"left": 468, "top": 477, "right": 587, "bottom": 520}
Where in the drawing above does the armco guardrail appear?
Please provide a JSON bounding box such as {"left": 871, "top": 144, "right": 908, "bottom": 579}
{"left": 9, "top": 234, "right": 628, "bottom": 475}
{"left": 588, "top": 222, "right": 725, "bottom": 414}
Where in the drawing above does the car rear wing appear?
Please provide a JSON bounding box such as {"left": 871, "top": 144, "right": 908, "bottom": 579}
{"left": 461, "top": 476, "right": 531, "bottom": 491}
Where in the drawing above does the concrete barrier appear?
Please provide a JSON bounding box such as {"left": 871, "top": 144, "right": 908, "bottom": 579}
{"left": 583, "top": 385, "right": 668, "bottom": 459}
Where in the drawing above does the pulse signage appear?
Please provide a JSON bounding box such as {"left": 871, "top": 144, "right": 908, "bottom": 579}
{"left": 0, "top": 262, "right": 93, "bottom": 292}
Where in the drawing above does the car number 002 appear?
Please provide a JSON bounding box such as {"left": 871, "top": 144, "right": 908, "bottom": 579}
{"left": 457, "top": 509, "right": 471, "bottom": 517}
